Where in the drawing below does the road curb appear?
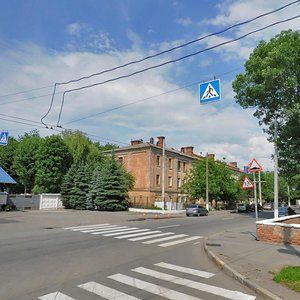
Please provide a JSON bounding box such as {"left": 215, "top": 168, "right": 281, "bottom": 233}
{"left": 203, "top": 240, "right": 283, "bottom": 300}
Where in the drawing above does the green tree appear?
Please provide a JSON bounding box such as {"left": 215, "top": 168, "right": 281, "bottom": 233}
{"left": 182, "top": 159, "right": 241, "bottom": 208}
{"left": 232, "top": 30, "right": 300, "bottom": 179}
{"left": 33, "top": 135, "right": 72, "bottom": 193}
{"left": 61, "top": 163, "right": 77, "bottom": 208}
{"left": 13, "top": 130, "right": 41, "bottom": 193}
{"left": 94, "top": 156, "right": 129, "bottom": 211}
{"left": 69, "top": 163, "right": 90, "bottom": 209}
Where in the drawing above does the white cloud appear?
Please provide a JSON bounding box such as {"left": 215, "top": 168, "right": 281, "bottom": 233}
{"left": 198, "top": 0, "right": 300, "bottom": 61}
{"left": 0, "top": 39, "right": 274, "bottom": 170}
{"left": 176, "top": 17, "right": 192, "bottom": 26}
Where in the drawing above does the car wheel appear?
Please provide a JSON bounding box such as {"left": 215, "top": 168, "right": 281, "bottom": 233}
{"left": 186, "top": 214, "right": 189, "bottom": 217}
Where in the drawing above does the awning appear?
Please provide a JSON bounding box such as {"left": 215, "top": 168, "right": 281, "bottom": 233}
{"left": 0, "top": 167, "right": 16, "bottom": 184}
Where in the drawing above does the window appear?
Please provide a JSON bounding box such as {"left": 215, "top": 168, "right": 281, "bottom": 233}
{"left": 156, "top": 174, "right": 160, "bottom": 186}
{"left": 183, "top": 162, "right": 186, "bottom": 172}
{"left": 168, "top": 176, "right": 172, "bottom": 187}
{"left": 169, "top": 158, "right": 172, "bottom": 170}
{"left": 156, "top": 155, "right": 160, "bottom": 166}
{"left": 177, "top": 178, "right": 182, "bottom": 188}
{"left": 178, "top": 161, "right": 181, "bottom": 172}
{"left": 118, "top": 157, "right": 123, "bottom": 164}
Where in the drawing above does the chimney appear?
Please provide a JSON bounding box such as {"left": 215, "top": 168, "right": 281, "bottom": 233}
{"left": 181, "top": 146, "right": 194, "bottom": 155}
{"left": 207, "top": 153, "right": 215, "bottom": 160}
{"left": 229, "top": 162, "right": 238, "bottom": 168}
{"left": 156, "top": 136, "right": 165, "bottom": 148}
{"left": 131, "top": 139, "right": 143, "bottom": 146}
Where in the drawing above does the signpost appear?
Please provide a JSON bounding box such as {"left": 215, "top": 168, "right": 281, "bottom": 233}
{"left": 248, "top": 158, "right": 263, "bottom": 221}
{"left": 0, "top": 131, "right": 9, "bottom": 146}
{"left": 199, "top": 79, "right": 221, "bottom": 104}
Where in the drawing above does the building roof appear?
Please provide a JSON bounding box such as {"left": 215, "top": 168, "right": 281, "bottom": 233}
{"left": 0, "top": 167, "right": 16, "bottom": 184}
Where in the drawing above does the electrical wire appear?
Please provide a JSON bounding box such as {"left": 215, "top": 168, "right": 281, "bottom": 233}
{"left": 64, "top": 66, "right": 243, "bottom": 125}
{"left": 40, "top": 0, "right": 300, "bottom": 126}
{"left": 56, "top": 14, "right": 300, "bottom": 127}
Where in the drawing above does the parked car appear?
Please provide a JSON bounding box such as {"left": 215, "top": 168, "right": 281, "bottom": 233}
{"left": 250, "top": 203, "right": 263, "bottom": 212}
{"left": 186, "top": 204, "right": 208, "bottom": 216}
{"left": 278, "top": 206, "right": 296, "bottom": 217}
{"left": 263, "top": 202, "right": 273, "bottom": 210}
{"left": 237, "top": 203, "right": 251, "bottom": 213}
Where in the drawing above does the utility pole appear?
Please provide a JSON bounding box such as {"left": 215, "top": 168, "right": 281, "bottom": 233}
{"left": 253, "top": 172, "right": 258, "bottom": 221}
{"left": 258, "top": 171, "right": 262, "bottom": 206}
{"left": 206, "top": 153, "right": 209, "bottom": 211}
{"left": 162, "top": 138, "right": 165, "bottom": 210}
{"left": 274, "top": 120, "right": 279, "bottom": 219}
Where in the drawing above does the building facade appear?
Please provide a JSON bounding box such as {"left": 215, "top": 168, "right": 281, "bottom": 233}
{"left": 105, "top": 136, "right": 243, "bottom": 209}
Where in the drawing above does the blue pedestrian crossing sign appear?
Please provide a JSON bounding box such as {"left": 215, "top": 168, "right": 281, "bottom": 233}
{"left": 0, "top": 131, "right": 9, "bottom": 145}
{"left": 199, "top": 79, "right": 221, "bottom": 104}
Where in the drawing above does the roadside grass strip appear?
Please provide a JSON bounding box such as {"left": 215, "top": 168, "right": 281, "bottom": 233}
{"left": 273, "top": 266, "right": 300, "bottom": 292}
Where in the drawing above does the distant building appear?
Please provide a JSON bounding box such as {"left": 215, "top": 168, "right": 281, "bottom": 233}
{"left": 104, "top": 136, "right": 243, "bottom": 209}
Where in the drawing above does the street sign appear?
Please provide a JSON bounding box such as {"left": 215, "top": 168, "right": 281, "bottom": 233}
{"left": 241, "top": 176, "right": 254, "bottom": 189}
{"left": 249, "top": 158, "right": 263, "bottom": 173}
{"left": 199, "top": 79, "right": 221, "bottom": 104}
{"left": 244, "top": 166, "right": 250, "bottom": 174}
{"left": 0, "top": 131, "right": 8, "bottom": 146}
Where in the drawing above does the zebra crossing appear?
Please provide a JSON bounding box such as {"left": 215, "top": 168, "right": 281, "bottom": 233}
{"left": 38, "top": 261, "right": 256, "bottom": 300}
{"left": 63, "top": 223, "right": 204, "bottom": 247}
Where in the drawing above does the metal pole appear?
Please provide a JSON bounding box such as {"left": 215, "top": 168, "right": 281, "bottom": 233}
{"left": 287, "top": 185, "right": 290, "bottom": 206}
{"left": 274, "top": 120, "right": 279, "bottom": 219}
{"left": 258, "top": 171, "right": 262, "bottom": 206}
{"left": 162, "top": 139, "right": 165, "bottom": 210}
{"left": 206, "top": 153, "right": 209, "bottom": 211}
{"left": 253, "top": 172, "right": 258, "bottom": 221}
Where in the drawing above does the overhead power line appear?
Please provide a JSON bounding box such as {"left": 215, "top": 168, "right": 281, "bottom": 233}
{"left": 64, "top": 67, "right": 243, "bottom": 125}
{"left": 55, "top": 14, "right": 300, "bottom": 127}
{"left": 40, "top": 0, "right": 300, "bottom": 126}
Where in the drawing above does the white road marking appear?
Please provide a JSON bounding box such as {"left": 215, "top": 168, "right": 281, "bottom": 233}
{"left": 81, "top": 226, "right": 128, "bottom": 233}
{"left": 157, "top": 224, "right": 180, "bottom": 229}
{"left": 101, "top": 228, "right": 149, "bottom": 236}
{"left": 78, "top": 281, "right": 141, "bottom": 300}
{"left": 155, "top": 262, "right": 215, "bottom": 278}
{"left": 133, "top": 267, "right": 256, "bottom": 300}
{"left": 63, "top": 223, "right": 110, "bottom": 230}
{"left": 158, "top": 236, "right": 203, "bottom": 247}
{"left": 142, "top": 234, "right": 187, "bottom": 244}
{"left": 71, "top": 225, "right": 119, "bottom": 231}
{"left": 38, "top": 292, "right": 75, "bottom": 300}
{"left": 108, "top": 273, "right": 202, "bottom": 300}
{"left": 97, "top": 227, "right": 139, "bottom": 236}
{"left": 128, "top": 232, "right": 174, "bottom": 241}
{"left": 115, "top": 230, "right": 158, "bottom": 239}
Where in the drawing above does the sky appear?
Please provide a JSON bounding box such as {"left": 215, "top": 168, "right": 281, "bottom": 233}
{"left": 0, "top": 0, "right": 299, "bottom": 171}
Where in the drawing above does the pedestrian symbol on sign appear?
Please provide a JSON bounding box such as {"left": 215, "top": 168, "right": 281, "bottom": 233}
{"left": 0, "top": 131, "right": 9, "bottom": 146}
{"left": 202, "top": 83, "right": 219, "bottom": 100}
{"left": 241, "top": 176, "right": 254, "bottom": 189}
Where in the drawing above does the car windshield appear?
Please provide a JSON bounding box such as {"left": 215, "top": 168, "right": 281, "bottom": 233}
{"left": 189, "top": 204, "right": 197, "bottom": 208}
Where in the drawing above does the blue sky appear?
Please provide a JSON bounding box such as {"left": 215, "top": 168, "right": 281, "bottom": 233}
{"left": 0, "top": 0, "right": 299, "bottom": 170}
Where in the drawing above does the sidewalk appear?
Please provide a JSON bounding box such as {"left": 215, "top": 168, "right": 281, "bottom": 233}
{"left": 204, "top": 225, "right": 300, "bottom": 300}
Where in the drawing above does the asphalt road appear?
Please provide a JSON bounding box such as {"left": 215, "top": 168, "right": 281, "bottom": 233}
{"left": 0, "top": 209, "right": 273, "bottom": 300}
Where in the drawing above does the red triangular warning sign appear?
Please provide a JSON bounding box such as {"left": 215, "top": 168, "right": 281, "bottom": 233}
{"left": 248, "top": 158, "right": 263, "bottom": 173}
{"left": 241, "top": 176, "right": 254, "bottom": 189}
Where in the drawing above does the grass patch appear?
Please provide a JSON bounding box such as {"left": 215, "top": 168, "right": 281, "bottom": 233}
{"left": 273, "top": 266, "right": 300, "bottom": 292}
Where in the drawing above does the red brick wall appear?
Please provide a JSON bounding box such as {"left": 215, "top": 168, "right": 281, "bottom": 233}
{"left": 257, "top": 222, "right": 300, "bottom": 246}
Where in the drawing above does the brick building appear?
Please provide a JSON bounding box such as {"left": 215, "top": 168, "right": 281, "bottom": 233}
{"left": 105, "top": 136, "right": 243, "bottom": 209}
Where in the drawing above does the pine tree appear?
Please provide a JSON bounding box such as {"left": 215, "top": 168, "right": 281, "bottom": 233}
{"left": 69, "top": 164, "right": 90, "bottom": 209}
{"left": 94, "top": 157, "right": 129, "bottom": 211}
{"left": 60, "top": 164, "right": 77, "bottom": 209}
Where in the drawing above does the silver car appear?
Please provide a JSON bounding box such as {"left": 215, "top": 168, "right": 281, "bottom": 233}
{"left": 186, "top": 204, "right": 208, "bottom": 217}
